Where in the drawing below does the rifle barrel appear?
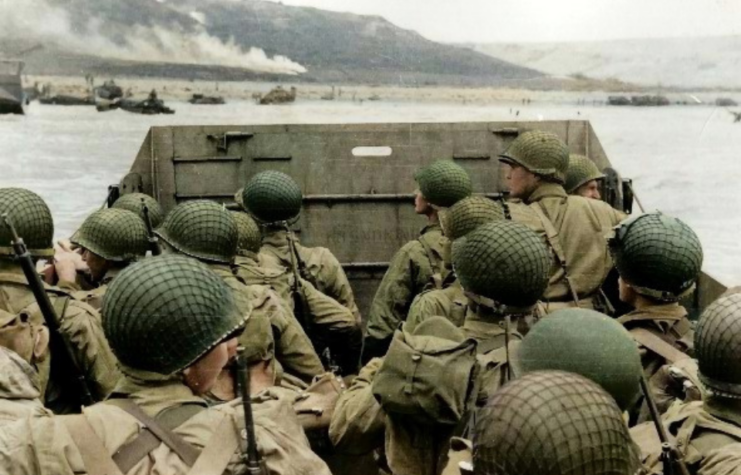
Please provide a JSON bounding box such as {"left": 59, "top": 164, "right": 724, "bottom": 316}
{"left": 236, "top": 347, "right": 264, "bottom": 474}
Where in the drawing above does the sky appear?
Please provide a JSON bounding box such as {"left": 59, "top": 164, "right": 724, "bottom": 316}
{"left": 263, "top": 0, "right": 741, "bottom": 43}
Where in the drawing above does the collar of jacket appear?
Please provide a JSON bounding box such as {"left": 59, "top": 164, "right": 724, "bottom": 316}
{"left": 100, "top": 266, "right": 124, "bottom": 286}
{"left": 525, "top": 182, "right": 568, "bottom": 204}
{"left": 420, "top": 222, "right": 441, "bottom": 236}
{"left": 110, "top": 365, "right": 208, "bottom": 414}
{"left": 617, "top": 304, "right": 688, "bottom": 334}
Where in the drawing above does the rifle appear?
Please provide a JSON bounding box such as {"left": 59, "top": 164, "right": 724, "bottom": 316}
{"left": 640, "top": 374, "right": 691, "bottom": 475}
{"left": 1, "top": 214, "right": 95, "bottom": 407}
{"left": 235, "top": 347, "right": 267, "bottom": 475}
{"left": 285, "top": 224, "right": 312, "bottom": 333}
{"left": 141, "top": 200, "right": 161, "bottom": 256}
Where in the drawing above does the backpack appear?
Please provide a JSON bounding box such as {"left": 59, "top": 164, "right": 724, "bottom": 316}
{"left": 371, "top": 323, "right": 478, "bottom": 425}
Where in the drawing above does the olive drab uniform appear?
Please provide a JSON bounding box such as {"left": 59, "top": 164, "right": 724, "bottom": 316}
{"left": 233, "top": 251, "right": 361, "bottom": 377}
{"left": 210, "top": 263, "right": 325, "bottom": 384}
{"left": 64, "top": 266, "right": 123, "bottom": 311}
{"left": 631, "top": 292, "right": 741, "bottom": 475}
{"left": 618, "top": 304, "right": 695, "bottom": 423}
{"left": 0, "top": 346, "right": 50, "bottom": 425}
{"left": 364, "top": 223, "right": 447, "bottom": 353}
{"left": 259, "top": 227, "right": 361, "bottom": 323}
{"left": 406, "top": 281, "right": 469, "bottom": 331}
{"left": 0, "top": 254, "right": 332, "bottom": 475}
{"left": 524, "top": 183, "right": 624, "bottom": 310}
{"left": 0, "top": 262, "right": 121, "bottom": 413}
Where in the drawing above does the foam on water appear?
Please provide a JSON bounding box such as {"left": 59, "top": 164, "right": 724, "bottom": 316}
{"left": 1, "top": 99, "right": 739, "bottom": 284}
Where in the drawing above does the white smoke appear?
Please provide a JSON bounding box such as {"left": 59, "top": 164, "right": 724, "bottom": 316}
{"left": 0, "top": 0, "right": 307, "bottom": 75}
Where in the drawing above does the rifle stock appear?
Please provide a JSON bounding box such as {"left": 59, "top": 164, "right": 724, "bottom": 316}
{"left": 1, "top": 214, "right": 95, "bottom": 407}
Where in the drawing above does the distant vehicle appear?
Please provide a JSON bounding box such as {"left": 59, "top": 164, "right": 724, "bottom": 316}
{"left": 97, "top": 91, "right": 174, "bottom": 115}
{"left": 39, "top": 95, "right": 95, "bottom": 106}
{"left": 716, "top": 97, "right": 738, "bottom": 107}
{"left": 94, "top": 80, "right": 124, "bottom": 101}
{"left": 730, "top": 111, "right": 741, "bottom": 123}
{"left": 0, "top": 60, "right": 26, "bottom": 115}
{"left": 630, "top": 95, "right": 670, "bottom": 106}
{"left": 259, "top": 86, "right": 297, "bottom": 105}
{"left": 188, "top": 93, "right": 225, "bottom": 105}
{"left": 607, "top": 96, "right": 631, "bottom": 106}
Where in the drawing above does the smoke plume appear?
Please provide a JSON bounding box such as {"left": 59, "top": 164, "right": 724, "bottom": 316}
{"left": 0, "top": 0, "right": 307, "bottom": 75}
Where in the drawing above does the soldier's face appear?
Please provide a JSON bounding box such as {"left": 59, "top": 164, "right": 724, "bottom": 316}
{"left": 505, "top": 164, "right": 540, "bottom": 200}
{"left": 414, "top": 190, "right": 432, "bottom": 214}
{"left": 576, "top": 180, "right": 601, "bottom": 200}
{"left": 183, "top": 338, "right": 234, "bottom": 395}
{"left": 81, "top": 249, "right": 110, "bottom": 281}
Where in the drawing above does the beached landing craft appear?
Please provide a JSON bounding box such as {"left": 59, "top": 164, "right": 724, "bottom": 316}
{"left": 0, "top": 60, "right": 26, "bottom": 115}
{"left": 111, "top": 120, "right": 727, "bottom": 319}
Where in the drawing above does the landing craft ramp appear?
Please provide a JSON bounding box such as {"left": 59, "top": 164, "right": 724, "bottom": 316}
{"left": 118, "top": 120, "right": 727, "bottom": 317}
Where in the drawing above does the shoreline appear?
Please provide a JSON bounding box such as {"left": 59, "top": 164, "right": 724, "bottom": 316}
{"left": 25, "top": 75, "right": 741, "bottom": 106}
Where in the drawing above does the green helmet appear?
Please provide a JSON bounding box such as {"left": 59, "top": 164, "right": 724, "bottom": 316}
{"left": 564, "top": 154, "right": 605, "bottom": 194}
{"left": 473, "top": 371, "right": 638, "bottom": 475}
{"left": 242, "top": 171, "right": 302, "bottom": 223}
{"left": 445, "top": 196, "right": 505, "bottom": 241}
{"left": 695, "top": 293, "right": 741, "bottom": 398}
{"left": 70, "top": 209, "right": 148, "bottom": 262}
{"left": 231, "top": 211, "right": 261, "bottom": 255}
{"left": 516, "top": 308, "right": 642, "bottom": 410}
{"left": 155, "top": 200, "right": 238, "bottom": 264}
{"left": 498, "top": 130, "right": 570, "bottom": 184}
{"left": 111, "top": 193, "right": 164, "bottom": 228}
{"left": 452, "top": 221, "right": 550, "bottom": 311}
{"left": 414, "top": 161, "right": 473, "bottom": 208}
{"left": 0, "top": 188, "right": 54, "bottom": 258}
{"left": 102, "top": 254, "right": 245, "bottom": 375}
{"left": 609, "top": 212, "right": 703, "bottom": 302}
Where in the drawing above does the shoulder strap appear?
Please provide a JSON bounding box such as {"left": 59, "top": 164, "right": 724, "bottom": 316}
{"left": 108, "top": 400, "right": 202, "bottom": 471}
{"left": 63, "top": 415, "right": 126, "bottom": 475}
{"left": 418, "top": 234, "right": 445, "bottom": 276}
{"left": 186, "top": 413, "right": 245, "bottom": 475}
{"left": 631, "top": 328, "right": 691, "bottom": 364}
{"left": 531, "top": 204, "right": 581, "bottom": 305}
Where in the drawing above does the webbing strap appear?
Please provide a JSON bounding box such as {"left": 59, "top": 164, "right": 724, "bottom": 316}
{"left": 630, "top": 328, "right": 690, "bottom": 365}
{"left": 186, "top": 414, "right": 243, "bottom": 475}
{"left": 108, "top": 400, "right": 201, "bottom": 470}
{"left": 531, "top": 204, "right": 581, "bottom": 306}
{"left": 63, "top": 415, "right": 125, "bottom": 475}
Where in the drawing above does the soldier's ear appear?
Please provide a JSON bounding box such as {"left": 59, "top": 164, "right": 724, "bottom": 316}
{"left": 32, "top": 326, "right": 50, "bottom": 363}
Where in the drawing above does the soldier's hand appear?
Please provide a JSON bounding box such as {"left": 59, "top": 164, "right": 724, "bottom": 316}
{"left": 54, "top": 246, "right": 87, "bottom": 282}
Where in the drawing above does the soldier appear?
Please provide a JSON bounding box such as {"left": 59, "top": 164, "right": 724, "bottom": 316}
{"left": 241, "top": 170, "right": 361, "bottom": 322}
{"left": 0, "top": 254, "right": 332, "bottom": 474}
{"left": 154, "top": 200, "right": 325, "bottom": 384}
{"left": 498, "top": 130, "right": 624, "bottom": 312}
{"left": 406, "top": 195, "right": 545, "bottom": 331}
{"left": 631, "top": 292, "right": 741, "bottom": 474}
{"left": 609, "top": 212, "right": 702, "bottom": 423}
{"left": 111, "top": 192, "right": 165, "bottom": 228}
{"left": 329, "top": 221, "right": 551, "bottom": 475}
{"left": 364, "top": 160, "right": 473, "bottom": 361}
{"left": 55, "top": 208, "right": 149, "bottom": 310}
{"left": 231, "top": 211, "right": 360, "bottom": 376}
{"left": 565, "top": 153, "right": 605, "bottom": 199}
{"left": 472, "top": 371, "right": 640, "bottom": 475}
{"left": 0, "top": 187, "right": 120, "bottom": 413}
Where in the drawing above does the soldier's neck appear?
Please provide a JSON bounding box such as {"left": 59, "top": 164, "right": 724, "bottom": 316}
{"left": 426, "top": 210, "right": 439, "bottom": 225}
